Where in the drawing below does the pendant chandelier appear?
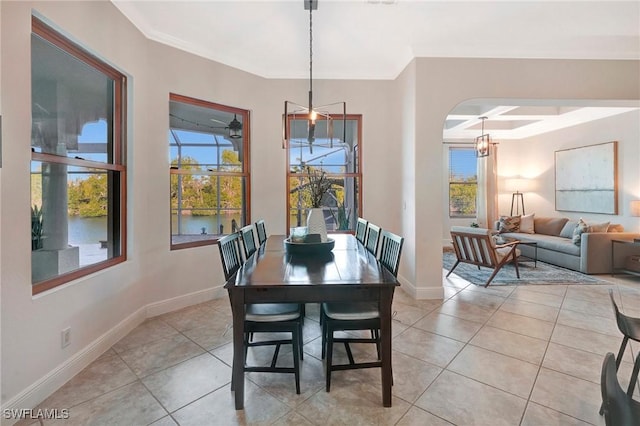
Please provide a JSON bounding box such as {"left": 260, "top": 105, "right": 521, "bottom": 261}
{"left": 282, "top": 0, "right": 346, "bottom": 153}
{"left": 475, "top": 116, "right": 491, "bottom": 157}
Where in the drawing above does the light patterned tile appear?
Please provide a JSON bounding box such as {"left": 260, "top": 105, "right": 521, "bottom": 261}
{"left": 486, "top": 310, "right": 554, "bottom": 341}
{"left": 556, "top": 307, "right": 619, "bottom": 336}
{"left": 413, "top": 312, "right": 483, "bottom": 343}
{"left": 119, "top": 334, "right": 205, "bottom": 377}
{"left": 448, "top": 345, "right": 539, "bottom": 398}
{"left": 393, "top": 327, "right": 465, "bottom": 367}
{"left": 499, "top": 298, "right": 559, "bottom": 322}
{"left": 295, "top": 379, "right": 411, "bottom": 426}
{"left": 550, "top": 324, "right": 633, "bottom": 362}
{"left": 530, "top": 368, "right": 605, "bottom": 425}
{"left": 396, "top": 406, "right": 454, "bottom": 426}
{"left": 415, "top": 370, "right": 527, "bottom": 426}
{"left": 437, "top": 299, "right": 496, "bottom": 324}
{"left": 509, "top": 287, "right": 564, "bottom": 308}
{"left": 521, "top": 402, "right": 592, "bottom": 426}
{"left": 37, "top": 354, "right": 137, "bottom": 410}
{"left": 142, "top": 353, "right": 231, "bottom": 412}
{"left": 112, "top": 319, "right": 179, "bottom": 354}
{"left": 172, "top": 382, "right": 290, "bottom": 425}
{"left": 470, "top": 325, "right": 548, "bottom": 365}
{"left": 42, "top": 382, "right": 166, "bottom": 425}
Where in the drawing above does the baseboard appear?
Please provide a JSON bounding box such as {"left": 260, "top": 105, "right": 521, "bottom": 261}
{"left": 146, "top": 286, "right": 225, "bottom": 318}
{"left": 397, "top": 274, "right": 444, "bottom": 300}
{"left": 1, "top": 285, "right": 226, "bottom": 424}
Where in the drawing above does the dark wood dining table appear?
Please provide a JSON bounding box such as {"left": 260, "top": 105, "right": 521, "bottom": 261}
{"left": 224, "top": 233, "right": 399, "bottom": 410}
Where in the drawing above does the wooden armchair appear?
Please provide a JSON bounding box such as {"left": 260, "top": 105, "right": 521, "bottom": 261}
{"left": 447, "top": 226, "right": 521, "bottom": 287}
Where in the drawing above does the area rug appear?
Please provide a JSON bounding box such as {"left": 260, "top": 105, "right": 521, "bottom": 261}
{"left": 442, "top": 252, "right": 610, "bottom": 286}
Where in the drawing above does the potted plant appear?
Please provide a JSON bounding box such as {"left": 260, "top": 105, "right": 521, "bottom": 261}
{"left": 31, "top": 205, "right": 45, "bottom": 250}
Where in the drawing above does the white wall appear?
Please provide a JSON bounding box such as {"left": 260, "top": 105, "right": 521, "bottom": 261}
{"left": 1, "top": 0, "right": 639, "bottom": 411}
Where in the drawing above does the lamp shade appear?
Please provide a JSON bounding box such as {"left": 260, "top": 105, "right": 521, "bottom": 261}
{"left": 505, "top": 177, "right": 531, "bottom": 193}
{"left": 631, "top": 200, "right": 640, "bottom": 217}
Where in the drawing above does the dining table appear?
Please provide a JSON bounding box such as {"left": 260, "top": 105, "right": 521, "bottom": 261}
{"left": 224, "top": 233, "right": 400, "bottom": 410}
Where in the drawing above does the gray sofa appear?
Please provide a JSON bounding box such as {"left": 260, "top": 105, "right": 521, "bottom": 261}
{"left": 496, "top": 216, "right": 640, "bottom": 274}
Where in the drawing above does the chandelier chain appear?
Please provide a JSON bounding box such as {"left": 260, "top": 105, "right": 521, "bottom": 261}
{"left": 309, "top": 3, "right": 313, "bottom": 96}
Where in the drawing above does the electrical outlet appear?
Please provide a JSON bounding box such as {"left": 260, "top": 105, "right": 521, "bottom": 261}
{"left": 61, "top": 327, "right": 71, "bottom": 348}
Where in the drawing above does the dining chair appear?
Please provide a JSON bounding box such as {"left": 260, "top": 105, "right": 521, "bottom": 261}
{"left": 364, "top": 223, "right": 381, "bottom": 256}
{"left": 355, "top": 217, "right": 368, "bottom": 244}
{"left": 255, "top": 219, "right": 267, "bottom": 246}
{"left": 599, "top": 289, "right": 640, "bottom": 415}
{"left": 321, "top": 229, "right": 404, "bottom": 392}
{"left": 239, "top": 224, "right": 257, "bottom": 259}
{"left": 601, "top": 352, "right": 640, "bottom": 426}
{"left": 447, "top": 226, "right": 520, "bottom": 287}
{"left": 218, "top": 233, "right": 304, "bottom": 394}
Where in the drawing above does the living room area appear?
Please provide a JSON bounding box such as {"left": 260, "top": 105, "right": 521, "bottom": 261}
{"left": 442, "top": 98, "right": 640, "bottom": 286}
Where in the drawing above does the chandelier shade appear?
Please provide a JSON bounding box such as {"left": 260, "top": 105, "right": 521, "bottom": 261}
{"left": 475, "top": 116, "right": 491, "bottom": 157}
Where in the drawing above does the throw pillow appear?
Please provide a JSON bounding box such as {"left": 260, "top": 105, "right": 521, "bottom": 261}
{"left": 498, "top": 215, "right": 521, "bottom": 233}
{"left": 572, "top": 218, "right": 588, "bottom": 246}
{"left": 560, "top": 220, "right": 579, "bottom": 239}
{"left": 519, "top": 213, "right": 535, "bottom": 234}
{"left": 588, "top": 221, "right": 610, "bottom": 232}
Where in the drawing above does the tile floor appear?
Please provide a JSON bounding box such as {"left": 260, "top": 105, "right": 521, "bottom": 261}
{"left": 24, "top": 271, "right": 640, "bottom": 426}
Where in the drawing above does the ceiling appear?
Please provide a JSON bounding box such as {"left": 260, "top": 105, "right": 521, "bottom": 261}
{"left": 111, "top": 0, "right": 640, "bottom": 140}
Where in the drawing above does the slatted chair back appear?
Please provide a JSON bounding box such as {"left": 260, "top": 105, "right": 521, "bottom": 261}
{"left": 379, "top": 230, "right": 404, "bottom": 277}
{"left": 255, "top": 219, "right": 267, "bottom": 246}
{"left": 450, "top": 226, "right": 499, "bottom": 268}
{"left": 218, "top": 233, "right": 243, "bottom": 281}
{"left": 240, "top": 225, "right": 257, "bottom": 259}
{"left": 355, "top": 217, "right": 368, "bottom": 244}
{"left": 447, "top": 226, "right": 520, "bottom": 287}
{"left": 364, "top": 223, "right": 381, "bottom": 256}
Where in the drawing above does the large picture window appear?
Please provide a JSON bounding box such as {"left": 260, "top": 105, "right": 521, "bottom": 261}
{"left": 286, "top": 115, "right": 362, "bottom": 232}
{"left": 449, "top": 147, "right": 477, "bottom": 218}
{"left": 31, "top": 17, "right": 127, "bottom": 294}
{"left": 169, "top": 94, "right": 250, "bottom": 249}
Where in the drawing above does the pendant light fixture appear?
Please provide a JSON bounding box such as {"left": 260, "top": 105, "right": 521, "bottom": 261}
{"left": 475, "top": 116, "right": 491, "bottom": 157}
{"left": 282, "top": 0, "right": 346, "bottom": 153}
{"left": 228, "top": 114, "right": 242, "bottom": 139}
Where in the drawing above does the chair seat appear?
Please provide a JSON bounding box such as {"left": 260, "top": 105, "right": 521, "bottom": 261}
{"left": 246, "top": 303, "right": 301, "bottom": 322}
{"left": 323, "top": 302, "right": 379, "bottom": 321}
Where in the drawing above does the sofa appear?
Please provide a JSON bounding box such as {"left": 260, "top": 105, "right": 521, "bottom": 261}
{"left": 495, "top": 216, "right": 640, "bottom": 274}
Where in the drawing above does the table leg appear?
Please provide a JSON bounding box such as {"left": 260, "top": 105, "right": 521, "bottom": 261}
{"left": 379, "top": 287, "right": 393, "bottom": 407}
{"left": 231, "top": 289, "right": 245, "bottom": 410}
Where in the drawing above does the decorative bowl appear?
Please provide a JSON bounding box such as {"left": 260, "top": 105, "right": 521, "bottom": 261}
{"left": 284, "top": 237, "right": 335, "bottom": 255}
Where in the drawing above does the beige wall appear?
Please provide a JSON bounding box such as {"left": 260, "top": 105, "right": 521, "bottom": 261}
{"left": 1, "top": 0, "right": 639, "bottom": 410}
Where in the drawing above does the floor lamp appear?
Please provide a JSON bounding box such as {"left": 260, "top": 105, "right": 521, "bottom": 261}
{"left": 510, "top": 191, "right": 525, "bottom": 216}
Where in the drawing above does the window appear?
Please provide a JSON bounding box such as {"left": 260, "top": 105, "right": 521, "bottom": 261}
{"left": 169, "top": 94, "right": 250, "bottom": 249}
{"left": 31, "top": 17, "right": 127, "bottom": 294}
{"left": 286, "top": 115, "right": 362, "bottom": 231}
{"left": 449, "top": 147, "right": 477, "bottom": 218}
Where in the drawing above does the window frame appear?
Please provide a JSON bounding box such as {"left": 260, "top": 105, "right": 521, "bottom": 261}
{"left": 31, "top": 16, "right": 127, "bottom": 295}
{"left": 448, "top": 146, "right": 478, "bottom": 219}
{"left": 169, "top": 93, "right": 251, "bottom": 250}
{"left": 285, "top": 114, "right": 363, "bottom": 232}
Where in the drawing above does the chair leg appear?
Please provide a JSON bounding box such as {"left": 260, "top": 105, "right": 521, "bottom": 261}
{"left": 445, "top": 261, "right": 460, "bottom": 278}
{"left": 298, "top": 321, "right": 304, "bottom": 361}
{"left": 484, "top": 266, "right": 503, "bottom": 287}
{"left": 512, "top": 254, "right": 520, "bottom": 278}
{"left": 627, "top": 352, "right": 640, "bottom": 398}
{"left": 292, "top": 327, "right": 301, "bottom": 395}
{"left": 326, "top": 325, "right": 334, "bottom": 392}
